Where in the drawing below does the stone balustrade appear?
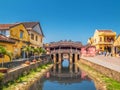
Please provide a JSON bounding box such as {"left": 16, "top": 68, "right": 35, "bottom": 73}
{"left": 0, "top": 55, "right": 52, "bottom": 69}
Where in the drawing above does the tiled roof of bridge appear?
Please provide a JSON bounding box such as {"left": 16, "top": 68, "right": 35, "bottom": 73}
{"left": 48, "top": 40, "right": 83, "bottom": 48}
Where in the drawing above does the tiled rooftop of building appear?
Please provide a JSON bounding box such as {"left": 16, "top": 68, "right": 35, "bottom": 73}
{"left": 0, "top": 22, "right": 39, "bottom": 30}
{"left": 0, "top": 34, "right": 15, "bottom": 43}
{"left": 0, "top": 24, "right": 15, "bottom": 30}
{"left": 97, "top": 30, "right": 113, "bottom": 32}
{"left": 21, "top": 22, "right": 39, "bottom": 29}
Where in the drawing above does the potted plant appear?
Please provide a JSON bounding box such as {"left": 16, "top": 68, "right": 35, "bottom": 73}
{"left": 22, "top": 46, "right": 32, "bottom": 65}
{"left": 0, "top": 46, "right": 12, "bottom": 73}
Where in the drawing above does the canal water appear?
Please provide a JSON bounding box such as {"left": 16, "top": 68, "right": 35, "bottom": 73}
{"left": 30, "top": 60, "right": 96, "bottom": 90}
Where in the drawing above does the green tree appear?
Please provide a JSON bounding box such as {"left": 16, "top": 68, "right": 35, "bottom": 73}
{"left": 22, "top": 46, "right": 32, "bottom": 60}
{"left": 0, "top": 46, "right": 12, "bottom": 67}
{"left": 32, "top": 48, "right": 39, "bottom": 60}
{"left": 41, "top": 48, "right": 46, "bottom": 54}
{"left": 0, "top": 73, "right": 4, "bottom": 89}
{"left": 37, "top": 47, "right": 46, "bottom": 60}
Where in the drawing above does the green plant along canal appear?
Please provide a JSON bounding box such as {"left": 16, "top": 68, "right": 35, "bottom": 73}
{"left": 30, "top": 60, "right": 96, "bottom": 90}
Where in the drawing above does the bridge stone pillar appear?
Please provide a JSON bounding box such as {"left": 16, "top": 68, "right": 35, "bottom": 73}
{"left": 53, "top": 64, "right": 56, "bottom": 74}
{"left": 75, "top": 64, "right": 78, "bottom": 73}
{"left": 58, "top": 64, "right": 61, "bottom": 73}
{"left": 69, "top": 53, "right": 73, "bottom": 64}
{"left": 75, "top": 53, "right": 78, "bottom": 63}
{"left": 59, "top": 53, "right": 62, "bottom": 64}
{"left": 69, "top": 64, "right": 73, "bottom": 73}
{"left": 53, "top": 54, "right": 56, "bottom": 64}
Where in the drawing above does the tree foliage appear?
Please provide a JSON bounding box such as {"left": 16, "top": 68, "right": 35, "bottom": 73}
{"left": 0, "top": 46, "right": 12, "bottom": 67}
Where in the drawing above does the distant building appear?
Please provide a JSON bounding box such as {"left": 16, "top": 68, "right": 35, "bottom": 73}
{"left": 113, "top": 34, "right": 120, "bottom": 57}
{"left": 88, "top": 29, "right": 116, "bottom": 52}
{"left": 81, "top": 45, "right": 96, "bottom": 57}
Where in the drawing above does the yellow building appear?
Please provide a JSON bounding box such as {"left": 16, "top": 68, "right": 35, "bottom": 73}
{"left": 0, "top": 23, "right": 29, "bottom": 62}
{"left": 10, "top": 23, "right": 30, "bottom": 58}
{"left": 0, "top": 34, "right": 15, "bottom": 63}
{"left": 89, "top": 29, "right": 116, "bottom": 52}
{"left": 21, "top": 22, "right": 44, "bottom": 48}
{"left": 0, "top": 22, "right": 44, "bottom": 62}
{"left": 87, "top": 37, "right": 94, "bottom": 45}
{"left": 113, "top": 35, "right": 120, "bottom": 56}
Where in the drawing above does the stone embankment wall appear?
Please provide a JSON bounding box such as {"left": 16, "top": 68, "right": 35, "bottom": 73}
{"left": 80, "top": 58, "right": 120, "bottom": 82}
{"left": 3, "top": 61, "right": 50, "bottom": 84}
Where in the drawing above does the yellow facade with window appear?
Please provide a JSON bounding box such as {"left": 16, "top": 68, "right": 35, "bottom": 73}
{"left": 10, "top": 24, "right": 29, "bottom": 58}
{"left": 0, "top": 22, "right": 44, "bottom": 63}
{"left": 29, "top": 31, "right": 43, "bottom": 48}
{"left": 0, "top": 24, "right": 29, "bottom": 63}
{"left": 89, "top": 30, "right": 116, "bottom": 52}
{"left": 21, "top": 22, "right": 44, "bottom": 48}
{"left": 113, "top": 35, "right": 120, "bottom": 56}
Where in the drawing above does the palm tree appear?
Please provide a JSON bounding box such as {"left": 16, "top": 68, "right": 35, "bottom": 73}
{"left": 22, "top": 46, "right": 32, "bottom": 60}
{"left": 41, "top": 48, "right": 46, "bottom": 54}
{"left": 0, "top": 46, "right": 12, "bottom": 67}
{"left": 37, "top": 47, "right": 42, "bottom": 60}
{"left": 37, "top": 47, "right": 46, "bottom": 60}
{"left": 32, "top": 48, "right": 39, "bottom": 60}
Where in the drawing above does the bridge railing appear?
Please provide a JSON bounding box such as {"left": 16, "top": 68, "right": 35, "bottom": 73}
{"left": 50, "top": 49, "right": 80, "bottom": 54}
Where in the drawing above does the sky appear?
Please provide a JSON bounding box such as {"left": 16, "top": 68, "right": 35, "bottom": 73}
{"left": 0, "top": 0, "right": 120, "bottom": 45}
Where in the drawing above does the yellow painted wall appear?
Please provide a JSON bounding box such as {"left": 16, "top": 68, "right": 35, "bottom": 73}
{"left": 97, "top": 44, "right": 106, "bottom": 51}
{"left": 13, "top": 41, "right": 27, "bottom": 57}
{"left": 0, "top": 42, "right": 14, "bottom": 63}
{"left": 29, "top": 31, "right": 43, "bottom": 48}
{"left": 113, "top": 35, "right": 120, "bottom": 56}
{"left": 10, "top": 24, "right": 29, "bottom": 41}
{"left": 87, "top": 37, "right": 94, "bottom": 44}
{"left": 10, "top": 24, "right": 29, "bottom": 58}
{"left": 114, "top": 35, "right": 120, "bottom": 46}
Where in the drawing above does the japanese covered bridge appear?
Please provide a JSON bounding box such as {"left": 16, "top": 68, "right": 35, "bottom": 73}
{"left": 44, "top": 40, "right": 83, "bottom": 64}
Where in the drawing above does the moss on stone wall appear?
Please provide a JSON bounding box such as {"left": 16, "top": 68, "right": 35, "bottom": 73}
{"left": 77, "top": 61, "right": 120, "bottom": 90}
{"left": 3, "top": 63, "right": 53, "bottom": 90}
{"left": 0, "top": 73, "right": 4, "bottom": 89}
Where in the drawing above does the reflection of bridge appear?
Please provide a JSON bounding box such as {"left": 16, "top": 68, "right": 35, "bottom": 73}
{"left": 51, "top": 64, "right": 80, "bottom": 77}
{"left": 50, "top": 73, "right": 80, "bottom": 78}
{"left": 48, "top": 73, "right": 91, "bottom": 84}
{"left": 45, "top": 64, "right": 91, "bottom": 84}
{"left": 45, "top": 40, "right": 83, "bottom": 63}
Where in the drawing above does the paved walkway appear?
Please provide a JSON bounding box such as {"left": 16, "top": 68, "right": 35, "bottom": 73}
{"left": 81, "top": 55, "right": 120, "bottom": 73}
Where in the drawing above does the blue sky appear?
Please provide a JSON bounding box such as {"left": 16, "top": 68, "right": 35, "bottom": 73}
{"left": 0, "top": 0, "right": 120, "bottom": 45}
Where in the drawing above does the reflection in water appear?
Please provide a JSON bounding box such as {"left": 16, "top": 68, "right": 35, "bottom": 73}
{"left": 30, "top": 60, "right": 96, "bottom": 90}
